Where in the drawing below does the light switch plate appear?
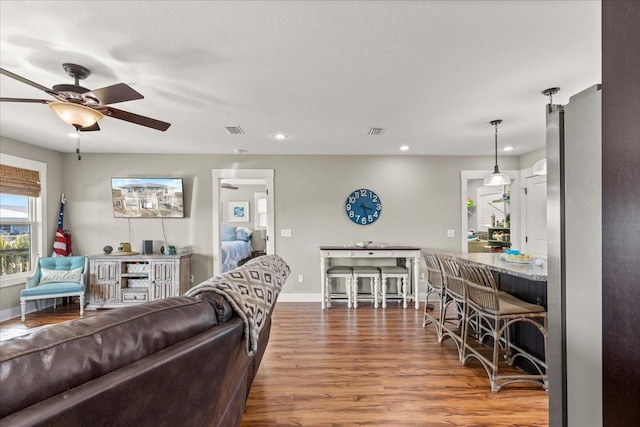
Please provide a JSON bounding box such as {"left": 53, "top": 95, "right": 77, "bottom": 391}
{"left": 447, "top": 229, "right": 456, "bottom": 237}
{"left": 281, "top": 229, "right": 292, "bottom": 237}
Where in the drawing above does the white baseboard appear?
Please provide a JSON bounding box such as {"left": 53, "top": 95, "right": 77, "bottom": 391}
{"left": 277, "top": 292, "right": 322, "bottom": 302}
{"left": 0, "top": 299, "right": 58, "bottom": 322}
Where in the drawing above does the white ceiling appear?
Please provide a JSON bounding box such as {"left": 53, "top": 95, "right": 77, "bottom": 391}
{"left": 0, "top": 1, "right": 601, "bottom": 157}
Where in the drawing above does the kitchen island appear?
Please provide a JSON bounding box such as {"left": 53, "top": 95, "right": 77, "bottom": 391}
{"left": 451, "top": 252, "right": 547, "bottom": 374}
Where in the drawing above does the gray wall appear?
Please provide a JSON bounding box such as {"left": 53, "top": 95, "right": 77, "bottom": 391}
{"left": 0, "top": 136, "right": 64, "bottom": 311}
{"left": 2, "top": 139, "right": 522, "bottom": 308}
{"left": 60, "top": 152, "right": 519, "bottom": 294}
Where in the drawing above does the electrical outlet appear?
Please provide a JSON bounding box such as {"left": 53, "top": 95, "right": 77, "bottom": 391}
{"left": 298, "top": 274, "right": 304, "bottom": 283}
{"left": 281, "top": 229, "right": 292, "bottom": 237}
{"left": 447, "top": 229, "right": 456, "bottom": 238}
{"left": 189, "top": 275, "right": 194, "bottom": 283}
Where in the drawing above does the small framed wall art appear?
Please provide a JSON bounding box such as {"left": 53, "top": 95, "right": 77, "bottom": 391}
{"left": 228, "top": 201, "right": 250, "bottom": 222}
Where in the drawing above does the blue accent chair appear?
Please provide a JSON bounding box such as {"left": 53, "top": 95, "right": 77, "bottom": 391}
{"left": 20, "top": 255, "right": 88, "bottom": 321}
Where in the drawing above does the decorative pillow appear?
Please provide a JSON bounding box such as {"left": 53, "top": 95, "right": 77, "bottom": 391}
{"left": 236, "top": 226, "right": 253, "bottom": 236}
{"left": 40, "top": 267, "right": 83, "bottom": 284}
{"left": 235, "top": 229, "right": 251, "bottom": 242}
{"left": 221, "top": 226, "right": 237, "bottom": 241}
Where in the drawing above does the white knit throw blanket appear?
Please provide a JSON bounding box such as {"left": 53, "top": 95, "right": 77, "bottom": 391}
{"left": 184, "top": 255, "right": 290, "bottom": 356}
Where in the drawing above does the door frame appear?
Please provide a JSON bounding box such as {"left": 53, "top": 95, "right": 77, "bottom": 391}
{"left": 212, "top": 169, "right": 275, "bottom": 276}
{"left": 460, "top": 170, "right": 521, "bottom": 253}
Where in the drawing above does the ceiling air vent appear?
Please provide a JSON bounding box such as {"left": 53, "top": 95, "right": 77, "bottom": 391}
{"left": 367, "top": 127, "right": 386, "bottom": 136}
{"left": 225, "top": 126, "right": 245, "bottom": 135}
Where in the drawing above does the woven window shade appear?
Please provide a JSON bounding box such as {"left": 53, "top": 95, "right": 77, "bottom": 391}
{"left": 0, "top": 164, "right": 41, "bottom": 197}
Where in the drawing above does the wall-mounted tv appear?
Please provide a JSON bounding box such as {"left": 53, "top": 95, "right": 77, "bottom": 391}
{"left": 111, "top": 178, "right": 184, "bottom": 218}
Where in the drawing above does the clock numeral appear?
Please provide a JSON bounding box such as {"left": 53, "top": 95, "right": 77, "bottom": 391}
{"left": 368, "top": 215, "right": 373, "bottom": 222}
{"left": 349, "top": 211, "right": 354, "bottom": 218}
{"left": 373, "top": 211, "right": 378, "bottom": 218}
{"left": 372, "top": 195, "right": 378, "bottom": 202}
{"left": 355, "top": 215, "right": 361, "bottom": 222}
{"left": 361, "top": 217, "right": 367, "bottom": 225}
{"left": 360, "top": 189, "right": 367, "bottom": 196}
{"left": 346, "top": 203, "right": 351, "bottom": 211}
{"left": 349, "top": 196, "right": 356, "bottom": 203}
{"left": 376, "top": 204, "right": 381, "bottom": 210}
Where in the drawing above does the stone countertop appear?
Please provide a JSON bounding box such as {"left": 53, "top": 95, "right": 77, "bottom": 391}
{"left": 454, "top": 252, "right": 547, "bottom": 282}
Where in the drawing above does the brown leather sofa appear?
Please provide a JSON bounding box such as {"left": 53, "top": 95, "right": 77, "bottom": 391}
{"left": 0, "top": 255, "right": 289, "bottom": 427}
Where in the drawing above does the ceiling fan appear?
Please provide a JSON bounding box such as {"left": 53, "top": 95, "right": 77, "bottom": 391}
{"left": 0, "top": 63, "right": 171, "bottom": 132}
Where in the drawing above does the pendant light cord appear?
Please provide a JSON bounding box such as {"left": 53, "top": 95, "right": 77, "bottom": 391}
{"left": 494, "top": 122, "right": 499, "bottom": 169}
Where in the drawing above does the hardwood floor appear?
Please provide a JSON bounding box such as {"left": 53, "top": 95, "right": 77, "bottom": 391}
{"left": 241, "top": 301, "right": 548, "bottom": 427}
{"left": 0, "top": 300, "right": 548, "bottom": 426}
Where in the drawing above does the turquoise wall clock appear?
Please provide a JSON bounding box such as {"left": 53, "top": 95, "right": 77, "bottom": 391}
{"left": 345, "top": 188, "right": 382, "bottom": 225}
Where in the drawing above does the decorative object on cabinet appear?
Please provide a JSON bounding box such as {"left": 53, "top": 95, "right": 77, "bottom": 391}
{"left": 345, "top": 188, "right": 382, "bottom": 225}
{"left": 228, "top": 201, "right": 250, "bottom": 223}
{"left": 488, "top": 227, "right": 511, "bottom": 249}
{"left": 484, "top": 120, "right": 511, "bottom": 186}
{"left": 111, "top": 242, "right": 138, "bottom": 255}
{"left": 86, "top": 253, "right": 191, "bottom": 309}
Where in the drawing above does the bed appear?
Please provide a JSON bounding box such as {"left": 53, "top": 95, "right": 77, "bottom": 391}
{"left": 221, "top": 226, "right": 253, "bottom": 272}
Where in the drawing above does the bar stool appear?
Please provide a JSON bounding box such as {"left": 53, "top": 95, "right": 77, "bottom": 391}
{"left": 352, "top": 266, "right": 380, "bottom": 308}
{"left": 435, "top": 253, "right": 466, "bottom": 361}
{"left": 422, "top": 251, "right": 444, "bottom": 331}
{"left": 325, "top": 266, "right": 354, "bottom": 308}
{"left": 379, "top": 266, "right": 409, "bottom": 309}
{"left": 456, "top": 259, "right": 548, "bottom": 393}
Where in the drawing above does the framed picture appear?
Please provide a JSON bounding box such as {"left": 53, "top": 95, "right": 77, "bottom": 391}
{"left": 228, "top": 201, "right": 250, "bottom": 222}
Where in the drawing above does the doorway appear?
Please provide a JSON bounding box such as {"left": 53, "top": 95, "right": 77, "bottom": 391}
{"left": 212, "top": 169, "right": 275, "bottom": 275}
{"left": 460, "top": 170, "right": 520, "bottom": 253}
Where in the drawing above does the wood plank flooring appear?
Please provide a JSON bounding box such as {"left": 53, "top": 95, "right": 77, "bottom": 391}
{"left": 0, "top": 300, "right": 548, "bottom": 426}
{"left": 241, "top": 301, "right": 548, "bottom": 427}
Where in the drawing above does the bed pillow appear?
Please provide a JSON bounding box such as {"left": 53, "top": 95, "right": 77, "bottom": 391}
{"left": 221, "top": 226, "right": 237, "bottom": 241}
{"left": 235, "top": 229, "right": 251, "bottom": 242}
{"left": 40, "top": 267, "right": 83, "bottom": 284}
{"left": 236, "top": 227, "right": 253, "bottom": 236}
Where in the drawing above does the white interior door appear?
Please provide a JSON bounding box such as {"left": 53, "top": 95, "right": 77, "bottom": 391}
{"left": 524, "top": 174, "right": 547, "bottom": 257}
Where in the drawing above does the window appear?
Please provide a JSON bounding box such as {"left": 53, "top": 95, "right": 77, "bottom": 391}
{"left": 254, "top": 192, "right": 267, "bottom": 230}
{"left": 0, "top": 155, "right": 46, "bottom": 287}
{"left": 0, "top": 194, "right": 33, "bottom": 275}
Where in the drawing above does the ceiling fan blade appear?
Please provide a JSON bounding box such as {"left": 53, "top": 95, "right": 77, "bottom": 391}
{"left": 1, "top": 68, "right": 57, "bottom": 96}
{"left": 79, "top": 122, "right": 100, "bottom": 132}
{"left": 221, "top": 183, "right": 239, "bottom": 190}
{"left": 105, "top": 106, "right": 171, "bottom": 131}
{"left": 0, "top": 97, "right": 50, "bottom": 104}
{"left": 87, "top": 83, "right": 143, "bottom": 105}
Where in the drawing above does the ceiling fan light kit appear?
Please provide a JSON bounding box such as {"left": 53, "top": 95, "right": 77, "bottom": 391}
{"left": 0, "top": 63, "right": 171, "bottom": 134}
{"left": 483, "top": 119, "right": 511, "bottom": 186}
{"left": 49, "top": 101, "right": 104, "bottom": 129}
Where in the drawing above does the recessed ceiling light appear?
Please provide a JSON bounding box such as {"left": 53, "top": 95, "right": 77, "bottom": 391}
{"left": 400, "top": 145, "right": 410, "bottom": 151}
{"left": 273, "top": 133, "right": 288, "bottom": 140}
{"left": 503, "top": 146, "right": 515, "bottom": 151}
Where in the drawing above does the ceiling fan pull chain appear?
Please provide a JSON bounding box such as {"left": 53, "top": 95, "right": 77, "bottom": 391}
{"left": 76, "top": 130, "right": 82, "bottom": 160}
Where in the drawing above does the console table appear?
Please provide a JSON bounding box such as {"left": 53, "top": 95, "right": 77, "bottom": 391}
{"left": 320, "top": 246, "right": 421, "bottom": 309}
{"left": 86, "top": 253, "right": 192, "bottom": 310}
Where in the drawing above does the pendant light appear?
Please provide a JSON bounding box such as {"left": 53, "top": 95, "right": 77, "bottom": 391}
{"left": 484, "top": 119, "right": 511, "bottom": 186}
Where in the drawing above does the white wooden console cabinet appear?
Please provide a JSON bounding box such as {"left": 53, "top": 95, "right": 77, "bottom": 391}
{"left": 86, "top": 253, "right": 192, "bottom": 310}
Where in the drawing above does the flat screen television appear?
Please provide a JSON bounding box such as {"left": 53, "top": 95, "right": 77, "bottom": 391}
{"left": 111, "top": 178, "right": 184, "bottom": 218}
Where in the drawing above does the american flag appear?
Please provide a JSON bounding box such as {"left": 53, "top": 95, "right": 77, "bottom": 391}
{"left": 52, "top": 193, "right": 72, "bottom": 257}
